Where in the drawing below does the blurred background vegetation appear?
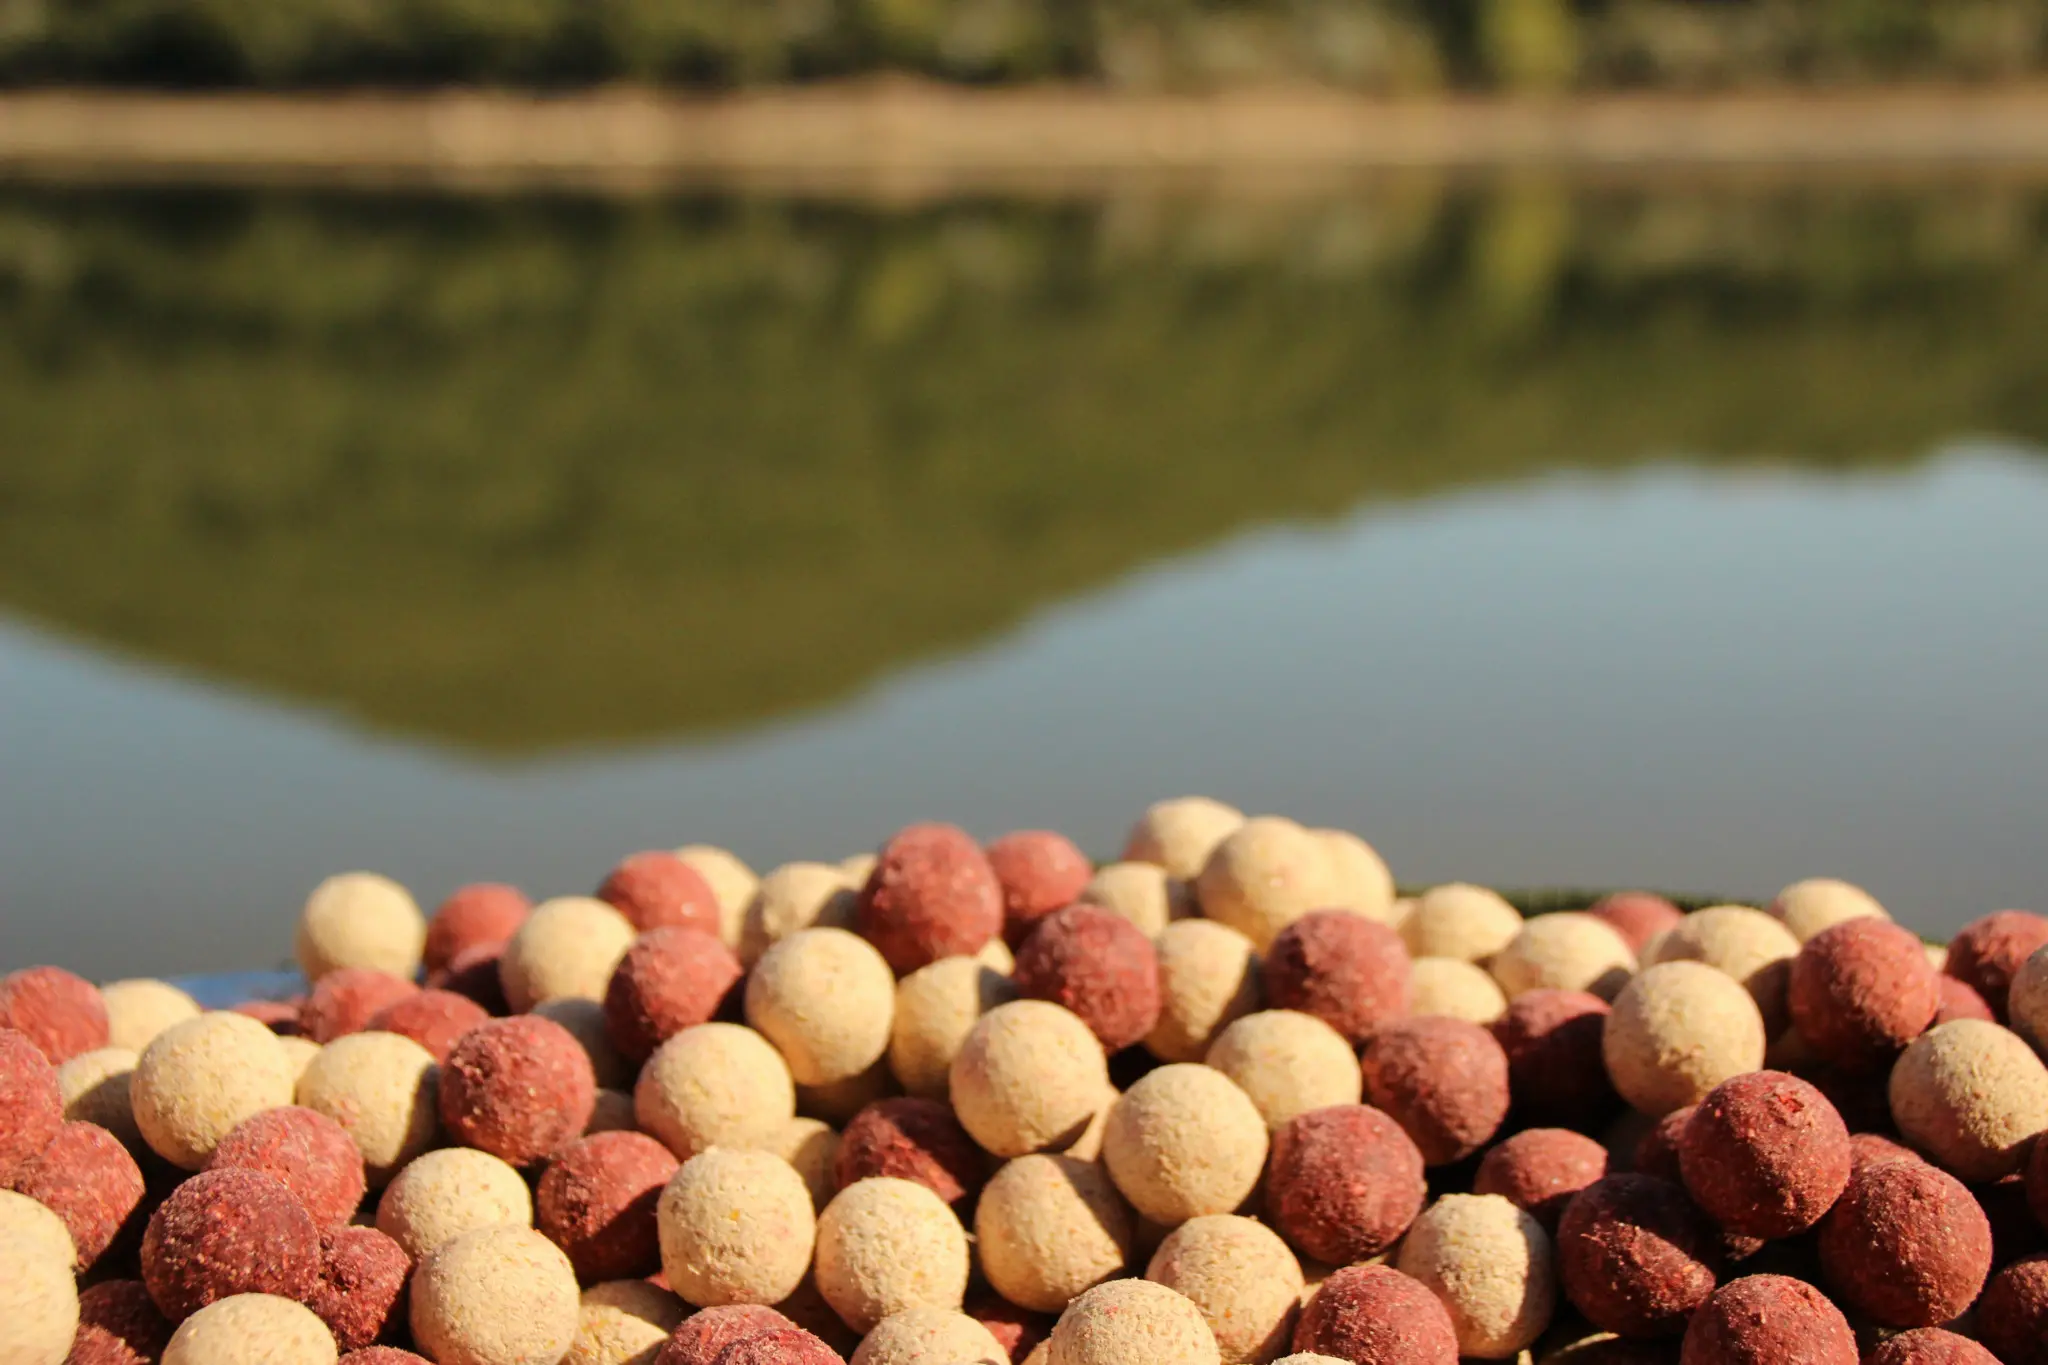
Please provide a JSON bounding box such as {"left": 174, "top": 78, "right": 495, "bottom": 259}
{"left": 0, "top": 0, "right": 2043, "bottom": 90}
{"left": 2, "top": 176, "right": 2044, "bottom": 751}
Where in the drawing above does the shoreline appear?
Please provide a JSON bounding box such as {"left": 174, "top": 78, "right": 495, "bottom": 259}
{"left": 4, "top": 83, "right": 2048, "bottom": 190}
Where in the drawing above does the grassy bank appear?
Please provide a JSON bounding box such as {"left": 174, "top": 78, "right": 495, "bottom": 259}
{"left": 0, "top": 0, "right": 2044, "bottom": 92}
{"left": 1, "top": 177, "right": 2044, "bottom": 751}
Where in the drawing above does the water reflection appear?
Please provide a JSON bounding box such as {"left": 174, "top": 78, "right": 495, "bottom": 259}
{"left": 2, "top": 177, "right": 2043, "bottom": 752}
{"left": 1, "top": 176, "right": 2045, "bottom": 976}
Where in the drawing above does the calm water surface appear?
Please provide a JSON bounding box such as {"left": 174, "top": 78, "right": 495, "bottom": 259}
{"left": 1, "top": 179, "right": 2044, "bottom": 977}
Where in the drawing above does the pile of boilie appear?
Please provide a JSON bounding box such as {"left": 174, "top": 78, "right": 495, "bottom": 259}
{"left": 6, "top": 799, "right": 2048, "bottom": 1365}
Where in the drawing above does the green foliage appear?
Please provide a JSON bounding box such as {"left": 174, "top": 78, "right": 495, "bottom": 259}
{"left": 1478, "top": 0, "right": 1578, "bottom": 91}
{"left": 863, "top": 0, "right": 1052, "bottom": 75}
{"left": 0, "top": 179, "right": 2043, "bottom": 751}
{"left": 1583, "top": 0, "right": 2048, "bottom": 87}
{"left": 0, "top": 0, "right": 2044, "bottom": 87}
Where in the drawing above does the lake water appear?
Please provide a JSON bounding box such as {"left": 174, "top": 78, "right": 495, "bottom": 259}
{"left": 1, "top": 176, "right": 2044, "bottom": 979}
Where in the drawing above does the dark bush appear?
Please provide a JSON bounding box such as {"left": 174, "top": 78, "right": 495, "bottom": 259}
{"left": 0, "top": 0, "right": 2043, "bottom": 89}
